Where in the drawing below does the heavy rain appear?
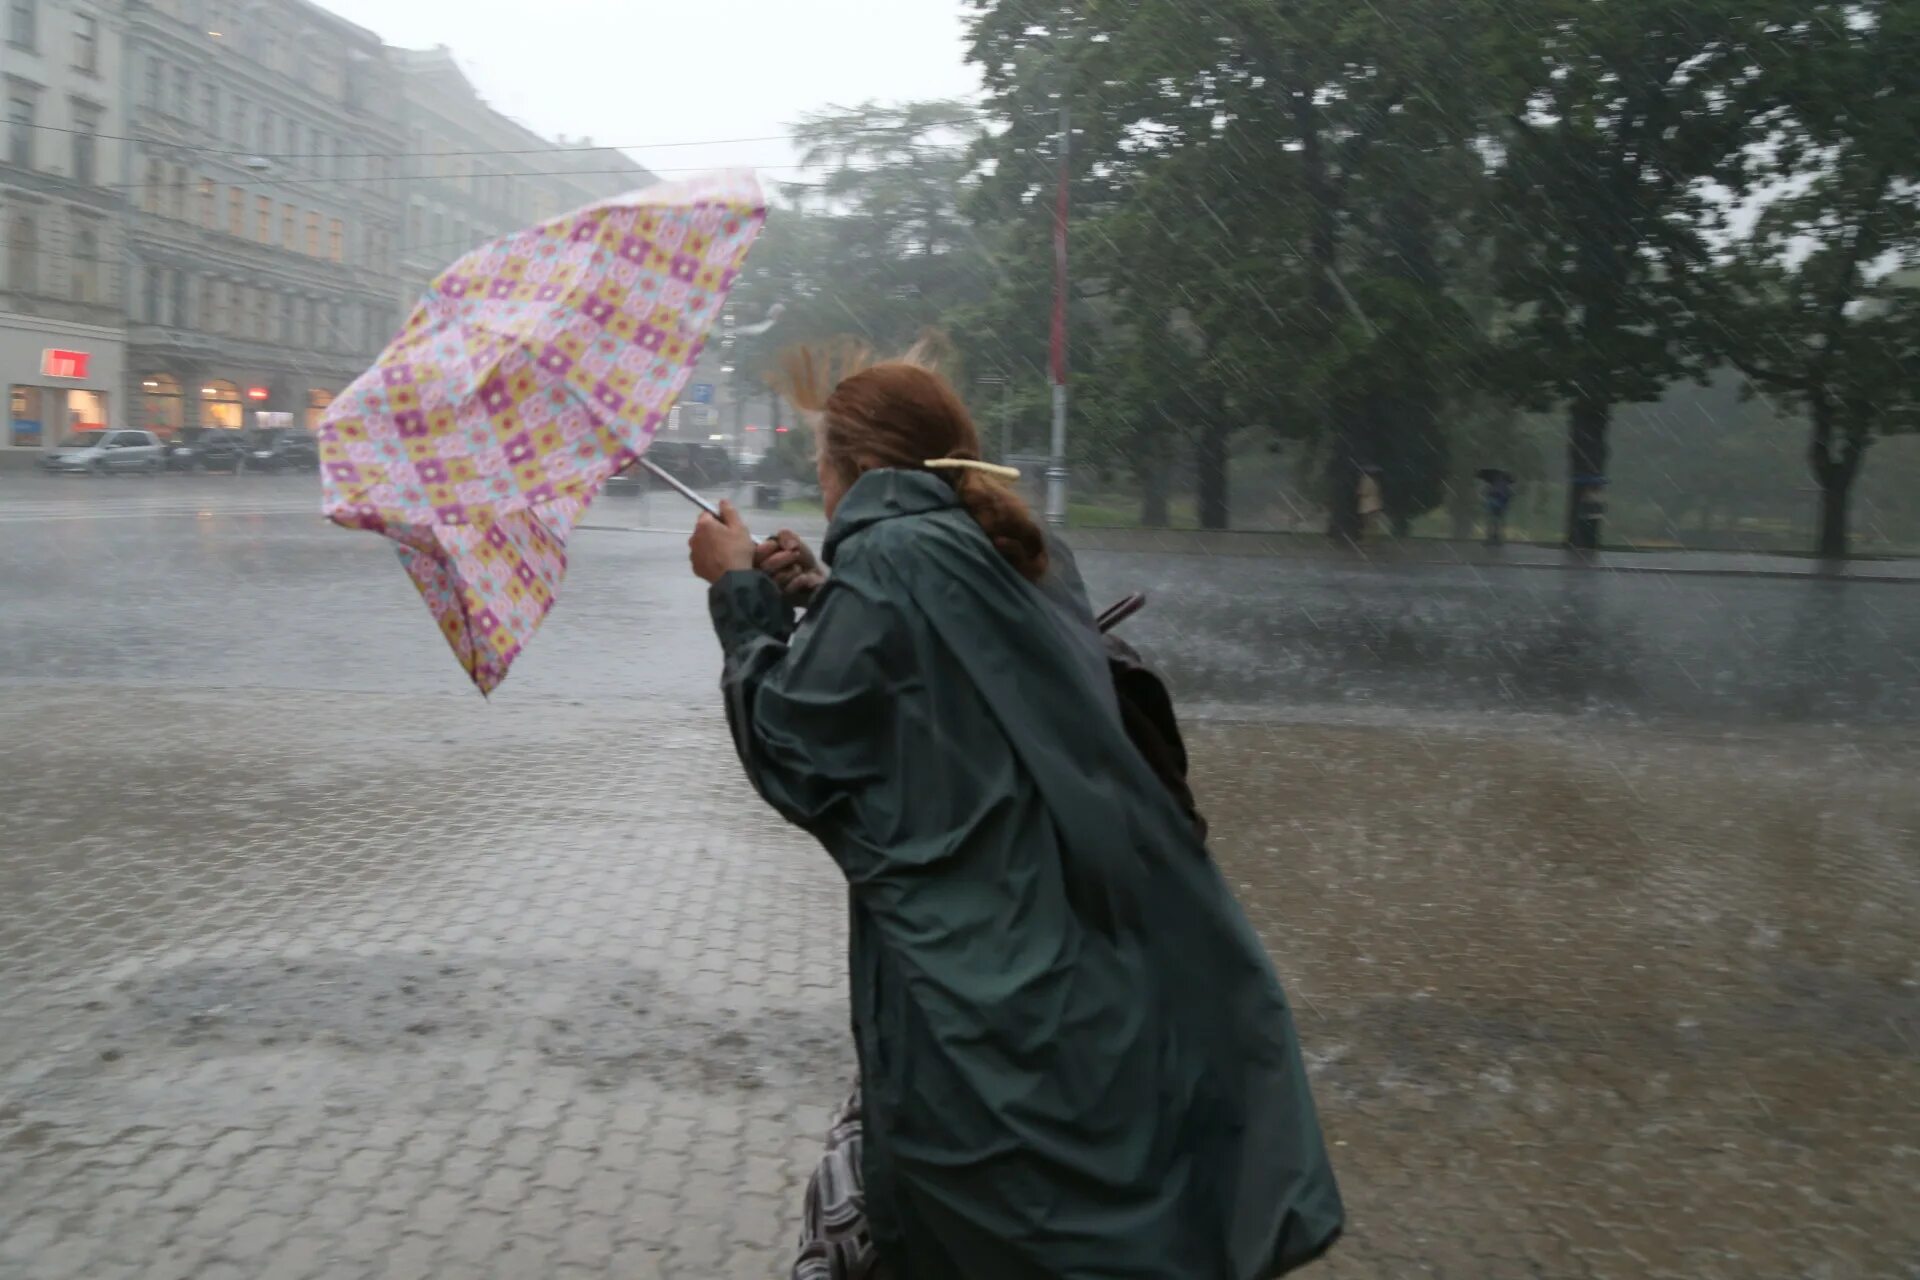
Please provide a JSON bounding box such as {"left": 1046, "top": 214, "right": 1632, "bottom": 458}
{"left": 1, "top": 1, "right": 1916, "bottom": 1278}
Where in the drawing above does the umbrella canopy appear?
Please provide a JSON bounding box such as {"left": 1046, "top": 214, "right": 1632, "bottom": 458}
{"left": 318, "top": 172, "right": 766, "bottom": 693}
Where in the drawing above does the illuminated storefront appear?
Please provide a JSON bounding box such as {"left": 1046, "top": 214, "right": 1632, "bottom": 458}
{"left": 139, "top": 374, "right": 185, "bottom": 439}
{"left": 0, "top": 326, "right": 126, "bottom": 458}
{"left": 199, "top": 379, "right": 244, "bottom": 430}
{"left": 306, "top": 388, "right": 336, "bottom": 432}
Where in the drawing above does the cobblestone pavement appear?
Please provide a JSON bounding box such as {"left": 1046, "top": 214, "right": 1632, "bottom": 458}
{"left": 2, "top": 482, "right": 1918, "bottom": 1279}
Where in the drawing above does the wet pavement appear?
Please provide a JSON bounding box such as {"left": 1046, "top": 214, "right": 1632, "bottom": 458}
{"left": 2, "top": 473, "right": 1918, "bottom": 1279}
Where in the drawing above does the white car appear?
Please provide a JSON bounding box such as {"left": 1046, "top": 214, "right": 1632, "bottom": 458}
{"left": 39, "top": 429, "right": 165, "bottom": 476}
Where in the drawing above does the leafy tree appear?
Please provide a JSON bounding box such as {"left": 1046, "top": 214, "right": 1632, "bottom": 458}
{"left": 965, "top": 0, "right": 1500, "bottom": 535}
{"left": 1704, "top": 0, "right": 1920, "bottom": 557}
{"left": 1485, "top": 0, "right": 1798, "bottom": 547}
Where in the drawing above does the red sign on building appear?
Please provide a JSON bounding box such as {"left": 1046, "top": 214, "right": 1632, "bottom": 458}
{"left": 247, "top": 386, "right": 270, "bottom": 402}
{"left": 41, "top": 349, "right": 91, "bottom": 380}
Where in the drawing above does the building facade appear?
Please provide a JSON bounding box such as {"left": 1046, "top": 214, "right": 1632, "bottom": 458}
{"left": 2, "top": 0, "right": 129, "bottom": 459}
{"left": 122, "top": 0, "right": 402, "bottom": 439}
{"left": 3, "top": 1, "right": 657, "bottom": 463}
{"left": 389, "top": 45, "right": 649, "bottom": 312}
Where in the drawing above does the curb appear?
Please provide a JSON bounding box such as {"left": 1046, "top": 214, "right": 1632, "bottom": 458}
{"left": 575, "top": 521, "right": 1919, "bottom": 585}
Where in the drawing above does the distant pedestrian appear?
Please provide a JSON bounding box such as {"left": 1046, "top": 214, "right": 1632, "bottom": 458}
{"left": 687, "top": 345, "right": 1343, "bottom": 1280}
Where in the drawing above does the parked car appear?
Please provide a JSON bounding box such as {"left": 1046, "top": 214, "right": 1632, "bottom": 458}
{"left": 163, "top": 427, "right": 240, "bottom": 474}
{"left": 38, "top": 429, "right": 165, "bottom": 476}
{"left": 241, "top": 428, "right": 320, "bottom": 473}
{"left": 605, "top": 441, "right": 737, "bottom": 496}
{"left": 182, "top": 430, "right": 251, "bottom": 472}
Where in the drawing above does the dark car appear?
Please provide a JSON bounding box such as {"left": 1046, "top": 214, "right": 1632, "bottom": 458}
{"left": 242, "top": 428, "right": 320, "bottom": 473}
{"left": 170, "top": 429, "right": 250, "bottom": 472}
{"left": 605, "top": 441, "right": 737, "bottom": 496}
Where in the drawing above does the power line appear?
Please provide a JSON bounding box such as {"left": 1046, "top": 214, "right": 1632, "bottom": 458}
{"left": 16, "top": 113, "right": 991, "bottom": 166}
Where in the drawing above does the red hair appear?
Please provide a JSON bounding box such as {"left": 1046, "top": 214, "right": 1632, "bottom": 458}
{"left": 782, "top": 343, "right": 1049, "bottom": 582}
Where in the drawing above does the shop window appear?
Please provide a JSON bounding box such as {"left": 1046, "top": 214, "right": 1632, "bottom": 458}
{"left": 142, "top": 374, "right": 183, "bottom": 438}
{"left": 200, "top": 380, "right": 242, "bottom": 430}
{"left": 68, "top": 389, "right": 107, "bottom": 435}
{"left": 9, "top": 385, "right": 44, "bottom": 448}
{"left": 306, "top": 388, "right": 334, "bottom": 432}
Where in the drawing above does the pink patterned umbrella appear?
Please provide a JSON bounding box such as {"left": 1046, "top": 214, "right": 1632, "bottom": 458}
{"left": 318, "top": 172, "right": 766, "bottom": 693}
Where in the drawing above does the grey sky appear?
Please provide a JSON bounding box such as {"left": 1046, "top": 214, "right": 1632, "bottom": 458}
{"left": 320, "top": 0, "right": 984, "bottom": 185}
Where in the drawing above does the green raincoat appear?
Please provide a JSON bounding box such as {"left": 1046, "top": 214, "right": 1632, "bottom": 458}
{"left": 710, "top": 469, "right": 1343, "bottom": 1279}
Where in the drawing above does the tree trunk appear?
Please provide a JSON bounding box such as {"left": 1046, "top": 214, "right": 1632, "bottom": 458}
{"left": 1324, "top": 394, "right": 1366, "bottom": 542}
{"left": 1196, "top": 418, "right": 1230, "bottom": 530}
{"left": 1565, "top": 392, "right": 1611, "bottom": 550}
{"left": 1816, "top": 474, "right": 1852, "bottom": 560}
{"left": 1808, "top": 398, "right": 1866, "bottom": 560}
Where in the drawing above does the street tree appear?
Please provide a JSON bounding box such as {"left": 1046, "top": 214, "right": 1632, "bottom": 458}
{"left": 1485, "top": 0, "right": 1797, "bottom": 547}
{"left": 1705, "top": 0, "right": 1920, "bottom": 558}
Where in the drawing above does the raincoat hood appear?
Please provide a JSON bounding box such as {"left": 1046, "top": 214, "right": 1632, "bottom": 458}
{"left": 822, "top": 468, "right": 958, "bottom": 564}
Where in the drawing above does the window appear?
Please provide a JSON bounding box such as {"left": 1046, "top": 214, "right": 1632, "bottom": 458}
{"left": 7, "top": 94, "right": 35, "bottom": 169}
{"left": 256, "top": 195, "right": 271, "bottom": 242}
{"left": 281, "top": 203, "right": 295, "bottom": 248}
{"left": 168, "top": 164, "right": 186, "bottom": 220}
{"left": 211, "top": 279, "right": 228, "bottom": 334}
{"left": 145, "top": 59, "right": 161, "bottom": 109}
{"left": 169, "top": 269, "right": 185, "bottom": 327}
{"left": 257, "top": 109, "right": 271, "bottom": 154}
{"left": 142, "top": 158, "right": 162, "bottom": 213}
{"left": 298, "top": 297, "right": 313, "bottom": 348}
{"left": 173, "top": 66, "right": 189, "bottom": 118}
{"left": 71, "top": 106, "right": 99, "bottom": 184}
{"left": 232, "top": 98, "right": 247, "bottom": 146}
{"left": 227, "top": 187, "right": 244, "bottom": 237}
{"left": 199, "top": 177, "right": 216, "bottom": 228}
{"left": 407, "top": 205, "right": 421, "bottom": 247}
{"left": 142, "top": 265, "right": 160, "bottom": 323}
{"left": 328, "top": 217, "right": 343, "bottom": 263}
{"left": 6, "top": 213, "right": 35, "bottom": 295}
{"left": 203, "top": 83, "right": 219, "bottom": 131}
{"left": 68, "top": 107, "right": 98, "bottom": 185}
{"left": 72, "top": 11, "right": 97, "bottom": 72}
{"left": 72, "top": 227, "right": 99, "bottom": 303}
{"left": 273, "top": 293, "right": 288, "bottom": 344}
{"left": 304, "top": 210, "right": 319, "bottom": 256}
{"left": 8, "top": 0, "right": 36, "bottom": 50}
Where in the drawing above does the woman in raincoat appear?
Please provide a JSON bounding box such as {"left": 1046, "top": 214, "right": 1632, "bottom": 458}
{"left": 687, "top": 349, "right": 1343, "bottom": 1280}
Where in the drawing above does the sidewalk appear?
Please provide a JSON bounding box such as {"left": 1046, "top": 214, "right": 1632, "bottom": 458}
{"left": 581, "top": 493, "right": 1920, "bottom": 584}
